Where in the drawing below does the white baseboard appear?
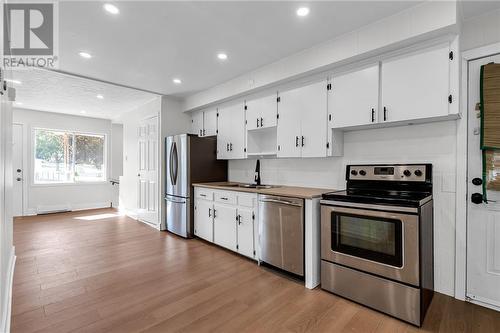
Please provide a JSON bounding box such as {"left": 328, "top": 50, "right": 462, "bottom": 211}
{"left": 1, "top": 247, "right": 16, "bottom": 333}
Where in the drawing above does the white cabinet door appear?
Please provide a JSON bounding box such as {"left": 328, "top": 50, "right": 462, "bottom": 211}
{"left": 204, "top": 108, "right": 218, "bottom": 137}
{"left": 245, "top": 94, "right": 277, "bottom": 130}
{"left": 277, "top": 89, "right": 302, "bottom": 158}
{"left": 194, "top": 199, "right": 213, "bottom": 242}
{"left": 213, "top": 204, "right": 237, "bottom": 251}
{"left": 191, "top": 111, "right": 204, "bottom": 136}
{"left": 228, "top": 103, "right": 246, "bottom": 159}
{"left": 298, "top": 81, "right": 328, "bottom": 158}
{"left": 237, "top": 207, "right": 255, "bottom": 259}
{"left": 381, "top": 44, "right": 450, "bottom": 123}
{"left": 216, "top": 104, "right": 233, "bottom": 159}
{"left": 329, "top": 65, "right": 379, "bottom": 128}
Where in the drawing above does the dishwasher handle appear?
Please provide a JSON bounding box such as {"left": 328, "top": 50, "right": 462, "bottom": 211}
{"left": 259, "top": 198, "right": 303, "bottom": 207}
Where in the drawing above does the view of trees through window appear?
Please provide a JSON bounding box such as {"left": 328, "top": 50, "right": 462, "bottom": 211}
{"left": 34, "top": 129, "right": 106, "bottom": 184}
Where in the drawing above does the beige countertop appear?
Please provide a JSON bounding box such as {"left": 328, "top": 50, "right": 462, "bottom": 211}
{"left": 193, "top": 182, "right": 335, "bottom": 199}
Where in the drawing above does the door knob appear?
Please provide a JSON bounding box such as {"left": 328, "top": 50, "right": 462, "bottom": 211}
{"left": 16, "top": 169, "right": 21, "bottom": 173}
{"left": 16, "top": 177, "right": 22, "bottom": 182}
{"left": 472, "top": 178, "right": 482, "bottom": 186}
{"left": 471, "top": 193, "right": 483, "bottom": 204}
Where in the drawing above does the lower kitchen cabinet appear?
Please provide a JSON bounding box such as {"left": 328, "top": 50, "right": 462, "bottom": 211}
{"left": 194, "top": 187, "right": 257, "bottom": 260}
{"left": 213, "top": 203, "right": 238, "bottom": 252}
{"left": 194, "top": 198, "right": 213, "bottom": 242}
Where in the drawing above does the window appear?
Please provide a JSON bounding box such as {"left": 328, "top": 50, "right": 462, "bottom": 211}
{"left": 34, "top": 129, "right": 106, "bottom": 184}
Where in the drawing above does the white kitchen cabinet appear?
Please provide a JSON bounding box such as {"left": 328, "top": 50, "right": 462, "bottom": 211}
{"left": 237, "top": 207, "right": 255, "bottom": 258}
{"left": 277, "top": 80, "right": 328, "bottom": 158}
{"left": 213, "top": 203, "right": 238, "bottom": 251}
{"left": 194, "top": 198, "right": 213, "bottom": 242}
{"left": 191, "top": 111, "right": 204, "bottom": 137}
{"left": 381, "top": 43, "right": 451, "bottom": 123}
{"left": 204, "top": 108, "right": 218, "bottom": 136}
{"left": 329, "top": 65, "right": 379, "bottom": 128}
{"left": 245, "top": 94, "right": 278, "bottom": 130}
{"left": 217, "top": 102, "right": 246, "bottom": 160}
{"left": 191, "top": 108, "right": 217, "bottom": 137}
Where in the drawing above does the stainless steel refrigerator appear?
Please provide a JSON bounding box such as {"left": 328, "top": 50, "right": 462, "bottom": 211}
{"left": 165, "top": 134, "right": 227, "bottom": 238}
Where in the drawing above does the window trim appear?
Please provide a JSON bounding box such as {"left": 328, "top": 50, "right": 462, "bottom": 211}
{"left": 32, "top": 127, "right": 108, "bottom": 186}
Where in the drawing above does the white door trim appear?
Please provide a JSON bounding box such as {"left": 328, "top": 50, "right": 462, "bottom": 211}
{"left": 456, "top": 41, "right": 500, "bottom": 301}
{"left": 12, "top": 122, "right": 27, "bottom": 216}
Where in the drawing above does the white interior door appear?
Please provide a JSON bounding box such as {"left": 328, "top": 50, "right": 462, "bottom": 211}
{"left": 12, "top": 124, "right": 23, "bottom": 217}
{"left": 467, "top": 54, "right": 500, "bottom": 310}
{"left": 137, "top": 116, "right": 159, "bottom": 225}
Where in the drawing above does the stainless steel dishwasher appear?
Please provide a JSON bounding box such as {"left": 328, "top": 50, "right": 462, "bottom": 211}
{"left": 259, "top": 195, "right": 304, "bottom": 277}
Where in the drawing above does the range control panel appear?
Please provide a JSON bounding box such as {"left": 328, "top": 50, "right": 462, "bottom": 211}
{"left": 347, "top": 164, "right": 429, "bottom": 182}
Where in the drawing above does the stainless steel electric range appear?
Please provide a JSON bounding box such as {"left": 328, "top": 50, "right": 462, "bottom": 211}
{"left": 320, "top": 164, "right": 434, "bottom": 327}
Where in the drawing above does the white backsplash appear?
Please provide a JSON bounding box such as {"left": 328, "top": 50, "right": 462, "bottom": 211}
{"left": 229, "top": 120, "right": 459, "bottom": 296}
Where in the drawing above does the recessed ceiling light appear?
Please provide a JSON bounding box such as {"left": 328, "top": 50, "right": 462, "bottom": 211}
{"left": 79, "top": 51, "right": 92, "bottom": 59}
{"left": 80, "top": 110, "right": 87, "bottom": 114}
{"left": 104, "top": 3, "right": 119, "bottom": 15}
{"left": 5, "top": 79, "right": 21, "bottom": 85}
{"left": 96, "top": 94, "right": 104, "bottom": 99}
{"left": 173, "top": 78, "right": 182, "bottom": 84}
{"left": 296, "top": 7, "right": 310, "bottom": 17}
{"left": 217, "top": 53, "right": 228, "bottom": 60}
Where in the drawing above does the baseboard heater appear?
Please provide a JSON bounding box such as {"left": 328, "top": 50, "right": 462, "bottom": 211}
{"left": 37, "top": 208, "right": 71, "bottom": 215}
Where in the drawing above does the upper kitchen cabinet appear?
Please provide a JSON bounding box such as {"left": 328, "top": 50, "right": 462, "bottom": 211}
{"left": 381, "top": 43, "right": 453, "bottom": 123}
{"left": 191, "top": 111, "right": 204, "bottom": 137}
{"left": 245, "top": 93, "right": 278, "bottom": 131}
{"left": 190, "top": 108, "right": 217, "bottom": 137}
{"left": 217, "top": 102, "right": 246, "bottom": 160}
{"left": 329, "top": 64, "right": 379, "bottom": 128}
{"left": 277, "top": 80, "right": 330, "bottom": 158}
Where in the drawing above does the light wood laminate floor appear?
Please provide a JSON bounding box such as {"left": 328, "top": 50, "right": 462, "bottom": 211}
{"left": 11, "top": 208, "right": 500, "bottom": 333}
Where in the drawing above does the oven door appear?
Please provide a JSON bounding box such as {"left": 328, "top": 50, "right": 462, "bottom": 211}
{"left": 321, "top": 204, "right": 419, "bottom": 286}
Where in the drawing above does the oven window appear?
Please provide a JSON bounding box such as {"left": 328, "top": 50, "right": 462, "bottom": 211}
{"left": 331, "top": 212, "right": 403, "bottom": 267}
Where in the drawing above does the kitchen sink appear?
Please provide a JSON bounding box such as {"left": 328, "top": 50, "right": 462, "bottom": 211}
{"left": 220, "top": 183, "right": 280, "bottom": 189}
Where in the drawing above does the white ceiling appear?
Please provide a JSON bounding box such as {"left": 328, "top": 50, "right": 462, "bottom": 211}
{"left": 57, "top": 1, "right": 425, "bottom": 96}
{"left": 11, "top": 1, "right": 500, "bottom": 120}
{"left": 11, "top": 69, "right": 158, "bottom": 121}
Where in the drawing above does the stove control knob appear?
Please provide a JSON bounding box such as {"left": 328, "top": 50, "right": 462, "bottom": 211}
{"left": 414, "top": 170, "right": 423, "bottom": 177}
{"left": 350, "top": 170, "right": 358, "bottom": 176}
{"left": 359, "top": 170, "right": 366, "bottom": 176}
{"left": 403, "top": 170, "right": 412, "bottom": 177}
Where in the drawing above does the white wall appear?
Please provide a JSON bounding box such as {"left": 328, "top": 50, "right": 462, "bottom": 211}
{"left": 117, "top": 96, "right": 190, "bottom": 227}
{"left": 13, "top": 108, "right": 114, "bottom": 214}
{"left": 461, "top": 8, "right": 500, "bottom": 51}
{"left": 229, "top": 120, "right": 459, "bottom": 296}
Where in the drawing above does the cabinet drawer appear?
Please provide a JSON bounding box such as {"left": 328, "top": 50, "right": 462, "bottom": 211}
{"left": 238, "top": 193, "right": 257, "bottom": 208}
{"left": 195, "top": 188, "right": 214, "bottom": 201}
{"left": 214, "top": 190, "right": 237, "bottom": 205}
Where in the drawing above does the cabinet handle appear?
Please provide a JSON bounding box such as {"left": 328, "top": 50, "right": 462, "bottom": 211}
{"left": 203, "top": 129, "right": 206, "bottom": 136}
{"left": 226, "top": 143, "right": 229, "bottom": 151}
{"left": 383, "top": 107, "right": 387, "bottom": 121}
{"left": 256, "top": 118, "right": 259, "bottom": 128}
{"left": 200, "top": 194, "right": 207, "bottom": 197}
{"left": 371, "top": 108, "right": 375, "bottom": 122}
{"left": 296, "top": 136, "right": 299, "bottom": 147}
{"left": 301, "top": 136, "right": 305, "bottom": 147}
{"left": 209, "top": 208, "right": 212, "bottom": 217}
{"left": 213, "top": 209, "right": 217, "bottom": 218}
{"left": 221, "top": 197, "right": 228, "bottom": 200}
{"left": 237, "top": 215, "right": 242, "bottom": 225}
{"left": 199, "top": 129, "right": 202, "bottom": 136}
{"left": 260, "top": 117, "right": 263, "bottom": 127}
{"left": 230, "top": 143, "right": 233, "bottom": 151}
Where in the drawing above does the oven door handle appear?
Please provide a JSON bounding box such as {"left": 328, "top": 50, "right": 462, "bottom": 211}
{"left": 320, "top": 200, "right": 420, "bottom": 214}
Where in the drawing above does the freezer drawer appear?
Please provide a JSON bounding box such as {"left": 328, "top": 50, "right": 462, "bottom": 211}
{"left": 259, "top": 195, "right": 304, "bottom": 276}
{"left": 165, "top": 195, "right": 191, "bottom": 238}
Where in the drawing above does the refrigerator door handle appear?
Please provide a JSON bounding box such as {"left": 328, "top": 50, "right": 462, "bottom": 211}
{"left": 165, "top": 196, "right": 186, "bottom": 204}
{"left": 170, "top": 141, "right": 178, "bottom": 185}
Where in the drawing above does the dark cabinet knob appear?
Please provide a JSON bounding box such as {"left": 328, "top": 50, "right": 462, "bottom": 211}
{"left": 472, "top": 178, "right": 482, "bottom": 186}
{"left": 16, "top": 169, "right": 21, "bottom": 173}
{"left": 16, "top": 177, "right": 22, "bottom": 182}
{"left": 471, "top": 193, "right": 483, "bottom": 204}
